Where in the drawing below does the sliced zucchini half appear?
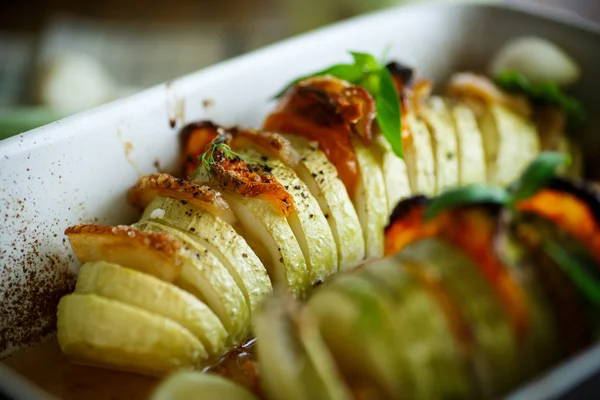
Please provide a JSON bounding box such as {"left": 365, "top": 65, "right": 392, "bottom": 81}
{"left": 151, "top": 372, "right": 259, "bottom": 400}
{"left": 141, "top": 196, "right": 272, "bottom": 315}
{"left": 478, "top": 103, "right": 540, "bottom": 186}
{"left": 75, "top": 261, "right": 228, "bottom": 357}
{"left": 420, "top": 96, "right": 460, "bottom": 192}
{"left": 57, "top": 294, "right": 206, "bottom": 376}
{"left": 362, "top": 257, "right": 473, "bottom": 399}
{"left": 404, "top": 111, "right": 436, "bottom": 195}
{"left": 447, "top": 100, "right": 487, "bottom": 185}
{"left": 307, "top": 273, "right": 406, "bottom": 399}
{"left": 134, "top": 221, "right": 250, "bottom": 344}
{"left": 283, "top": 134, "right": 365, "bottom": 270}
{"left": 398, "top": 238, "right": 519, "bottom": 397}
{"left": 239, "top": 146, "right": 338, "bottom": 284}
{"left": 353, "top": 139, "right": 388, "bottom": 260}
{"left": 373, "top": 133, "right": 411, "bottom": 215}
{"left": 253, "top": 293, "right": 351, "bottom": 400}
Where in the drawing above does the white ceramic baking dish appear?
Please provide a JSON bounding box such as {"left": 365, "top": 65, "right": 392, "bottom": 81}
{"left": 1, "top": 2, "right": 599, "bottom": 399}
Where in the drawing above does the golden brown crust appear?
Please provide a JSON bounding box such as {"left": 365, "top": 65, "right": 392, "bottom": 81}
{"left": 229, "top": 128, "right": 301, "bottom": 168}
{"left": 128, "top": 173, "right": 231, "bottom": 215}
{"left": 65, "top": 224, "right": 183, "bottom": 256}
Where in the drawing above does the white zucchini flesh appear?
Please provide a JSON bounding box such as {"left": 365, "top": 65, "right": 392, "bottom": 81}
{"left": 220, "top": 193, "right": 309, "bottom": 298}
{"left": 373, "top": 133, "right": 411, "bottom": 214}
{"left": 253, "top": 295, "right": 350, "bottom": 400}
{"left": 478, "top": 103, "right": 540, "bottom": 186}
{"left": 151, "top": 372, "right": 259, "bottom": 400}
{"left": 307, "top": 274, "right": 405, "bottom": 399}
{"left": 134, "top": 221, "right": 250, "bottom": 344}
{"left": 240, "top": 147, "right": 338, "bottom": 284}
{"left": 447, "top": 101, "right": 487, "bottom": 185}
{"left": 420, "top": 96, "right": 460, "bottom": 193}
{"left": 353, "top": 139, "right": 388, "bottom": 260}
{"left": 363, "top": 258, "right": 472, "bottom": 399}
{"left": 404, "top": 112, "right": 436, "bottom": 195}
{"left": 57, "top": 294, "right": 206, "bottom": 376}
{"left": 140, "top": 196, "right": 272, "bottom": 315}
{"left": 398, "top": 239, "right": 519, "bottom": 397}
{"left": 284, "top": 134, "right": 365, "bottom": 271}
{"left": 75, "top": 261, "right": 228, "bottom": 357}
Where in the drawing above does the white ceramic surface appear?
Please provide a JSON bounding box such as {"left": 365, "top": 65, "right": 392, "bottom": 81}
{"left": 1, "top": 2, "right": 599, "bottom": 398}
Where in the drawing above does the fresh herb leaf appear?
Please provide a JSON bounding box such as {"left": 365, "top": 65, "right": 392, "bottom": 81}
{"left": 376, "top": 67, "right": 403, "bottom": 158}
{"left": 272, "top": 49, "right": 404, "bottom": 158}
{"left": 274, "top": 63, "right": 363, "bottom": 98}
{"left": 543, "top": 240, "right": 600, "bottom": 306}
{"left": 197, "top": 135, "right": 273, "bottom": 177}
{"left": 424, "top": 185, "right": 511, "bottom": 220}
{"left": 509, "top": 152, "right": 570, "bottom": 203}
{"left": 495, "top": 70, "right": 586, "bottom": 127}
{"left": 350, "top": 51, "right": 379, "bottom": 72}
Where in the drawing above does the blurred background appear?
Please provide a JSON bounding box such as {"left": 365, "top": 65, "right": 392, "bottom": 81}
{"left": 0, "top": 0, "right": 598, "bottom": 138}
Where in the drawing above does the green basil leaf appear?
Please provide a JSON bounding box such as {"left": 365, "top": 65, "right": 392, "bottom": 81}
{"left": 350, "top": 51, "right": 379, "bottom": 72}
{"left": 424, "top": 185, "right": 510, "bottom": 220}
{"left": 273, "top": 63, "right": 363, "bottom": 98}
{"left": 495, "top": 70, "right": 586, "bottom": 127}
{"left": 543, "top": 240, "right": 600, "bottom": 306}
{"left": 509, "top": 152, "right": 569, "bottom": 203}
{"left": 375, "top": 67, "right": 403, "bottom": 158}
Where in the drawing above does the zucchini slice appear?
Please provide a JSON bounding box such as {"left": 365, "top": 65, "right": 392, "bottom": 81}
{"left": 151, "top": 372, "right": 259, "bottom": 400}
{"left": 307, "top": 273, "right": 405, "bottom": 399}
{"left": 373, "top": 133, "right": 411, "bottom": 214}
{"left": 75, "top": 261, "right": 228, "bottom": 357}
{"left": 253, "top": 293, "right": 351, "bottom": 400}
{"left": 420, "top": 96, "right": 460, "bottom": 192}
{"left": 141, "top": 196, "right": 272, "bottom": 315}
{"left": 239, "top": 147, "right": 338, "bottom": 284}
{"left": 283, "top": 134, "right": 365, "bottom": 270}
{"left": 218, "top": 191, "right": 309, "bottom": 298}
{"left": 398, "top": 238, "right": 519, "bottom": 397}
{"left": 134, "top": 221, "right": 250, "bottom": 343}
{"left": 404, "top": 111, "right": 436, "bottom": 195}
{"left": 363, "top": 257, "right": 473, "bottom": 399}
{"left": 57, "top": 294, "right": 206, "bottom": 376}
{"left": 447, "top": 101, "right": 487, "bottom": 185}
{"left": 353, "top": 139, "right": 388, "bottom": 260}
{"left": 478, "top": 103, "right": 540, "bottom": 186}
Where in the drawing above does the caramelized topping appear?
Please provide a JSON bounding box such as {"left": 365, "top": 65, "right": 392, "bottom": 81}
{"left": 180, "top": 122, "right": 296, "bottom": 216}
{"left": 385, "top": 200, "right": 531, "bottom": 341}
{"left": 264, "top": 76, "right": 376, "bottom": 197}
{"left": 128, "top": 173, "right": 234, "bottom": 222}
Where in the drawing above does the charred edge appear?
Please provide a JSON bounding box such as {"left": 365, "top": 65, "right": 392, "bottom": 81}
{"left": 386, "top": 195, "right": 430, "bottom": 231}
{"left": 548, "top": 177, "right": 600, "bottom": 222}
{"left": 292, "top": 86, "right": 341, "bottom": 128}
{"left": 386, "top": 61, "right": 414, "bottom": 87}
{"left": 179, "top": 120, "right": 221, "bottom": 149}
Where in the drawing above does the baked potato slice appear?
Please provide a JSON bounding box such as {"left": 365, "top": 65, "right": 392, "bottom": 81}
{"left": 373, "top": 133, "right": 411, "bottom": 214}
{"left": 75, "top": 261, "right": 228, "bottom": 357}
{"left": 239, "top": 146, "right": 338, "bottom": 284}
{"left": 283, "top": 134, "right": 365, "bottom": 270}
{"left": 478, "top": 103, "right": 540, "bottom": 186}
{"left": 57, "top": 294, "right": 206, "bottom": 376}
{"left": 447, "top": 101, "right": 487, "bottom": 185}
{"left": 420, "top": 96, "right": 460, "bottom": 192}
{"left": 140, "top": 196, "right": 272, "bottom": 315}
{"left": 353, "top": 139, "right": 388, "bottom": 260}
{"left": 404, "top": 112, "right": 436, "bottom": 195}
{"left": 134, "top": 221, "right": 250, "bottom": 344}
